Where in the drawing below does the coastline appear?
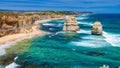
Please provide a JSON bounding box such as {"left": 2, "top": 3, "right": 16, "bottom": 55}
{"left": 0, "top": 18, "right": 64, "bottom": 45}
{"left": 0, "top": 17, "right": 64, "bottom": 56}
{"left": 0, "top": 17, "right": 64, "bottom": 67}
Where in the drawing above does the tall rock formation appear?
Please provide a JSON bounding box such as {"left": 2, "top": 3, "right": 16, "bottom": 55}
{"left": 91, "top": 21, "right": 103, "bottom": 35}
{"left": 63, "top": 16, "right": 80, "bottom": 32}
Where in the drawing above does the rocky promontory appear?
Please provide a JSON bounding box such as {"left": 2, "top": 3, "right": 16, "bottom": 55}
{"left": 91, "top": 21, "right": 103, "bottom": 35}
{"left": 0, "top": 11, "right": 65, "bottom": 37}
{"left": 63, "top": 16, "right": 80, "bottom": 32}
{"left": 0, "top": 11, "right": 92, "bottom": 37}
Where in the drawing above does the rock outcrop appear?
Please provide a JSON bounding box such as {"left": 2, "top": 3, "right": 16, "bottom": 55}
{"left": 91, "top": 21, "right": 103, "bottom": 35}
{"left": 63, "top": 16, "right": 80, "bottom": 32}
{"left": 0, "top": 12, "right": 65, "bottom": 37}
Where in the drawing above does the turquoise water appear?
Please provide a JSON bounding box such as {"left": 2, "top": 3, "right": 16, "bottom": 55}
{"left": 16, "top": 14, "right": 120, "bottom": 68}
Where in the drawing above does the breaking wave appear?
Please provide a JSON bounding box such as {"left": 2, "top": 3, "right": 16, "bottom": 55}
{"left": 103, "top": 31, "right": 120, "bottom": 47}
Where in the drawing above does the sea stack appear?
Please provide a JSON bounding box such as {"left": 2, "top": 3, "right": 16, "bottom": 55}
{"left": 91, "top": 21, "right": 103, "bottom": 35}
{"left": 63, "top": 16, "right": 80, "bottom": 32}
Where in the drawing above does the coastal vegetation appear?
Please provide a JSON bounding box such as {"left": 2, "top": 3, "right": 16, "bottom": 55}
{"left": 0, "top": 39, "right": 32, "bottom": 65}
{"left": 5, "top": 39, "right": 32, "bottom": 55}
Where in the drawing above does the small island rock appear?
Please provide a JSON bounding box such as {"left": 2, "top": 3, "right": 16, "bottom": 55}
{"left": 91, "top": 21, "right": 103, "bottom": 35}
{"left": 63, "top": 16, "right": 80, "bottom": 32}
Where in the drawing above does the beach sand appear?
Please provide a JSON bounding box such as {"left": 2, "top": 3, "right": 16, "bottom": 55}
{"left": 0, "top": 18, "right": 64, "bottom": 45}
{"left": 0, "top": 18, "right": 64, "bottom": 58}
{"left": 0, "top": 17, "right": 63, "bottom": 68}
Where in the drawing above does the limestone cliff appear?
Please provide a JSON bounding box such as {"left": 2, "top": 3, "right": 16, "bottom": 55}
{"left": 63, "top": 16, "right": 80, "bottom": 32}
{"left": 91, "top": 21, "right": 103, "bottom": 35}
{"left": 0, "top": 12, "right": 65, "bottom": 37}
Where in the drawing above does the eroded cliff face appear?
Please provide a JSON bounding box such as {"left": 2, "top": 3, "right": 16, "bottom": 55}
{"left": 91, "top": 21, "right": 103, "bottom": 35}
{"left": 63, "top": 16, "right": 80, "bottom": 32}
{"left": 0, "top": 12, "right": 65, "bottom": 37}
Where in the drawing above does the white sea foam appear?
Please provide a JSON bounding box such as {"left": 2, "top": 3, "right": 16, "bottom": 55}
{"left": 76, "top": 17, "right": 88, "bottom": 20}
{"left": 5, "top": 62, "right": 18, "bottom": 68}
{"left": 49, "top": 28, "right": 53, "bottom": 30}
{"left": 72, "top": 31, "right": 120, "bottom": 48}
{"left": 57, "top": 23, "right": 63, "bottom": 27}
{"left": 78, "top": 22, "right": 92, "bottom": 26}
{"left": 49, "top": 31, "right": 64, "bottom": 37}
{"left": 77, "top": 29, "right": 91, "bottom": 34}
{"left": 5, "top": 57, "right": 19, "bottom": 68}
{"left": 42, "top": 23, "right": 55, "bottom": 26}
{"left": 103, "top": 31, "right": 120, "bottom": 47}
{"left": 71, "top": 29, "right": 103, "bottom": 48}
{"left": 81, "top": 14, "right": 91, "bottom": 16}
{"left": 71, "top": 41, "right": 104, "bottom": 48}
{"left": 55, "top": 31, "right": 65, "bottom": 35}
{"left": 43, "top": 23, "right": 63, "bottom": 27}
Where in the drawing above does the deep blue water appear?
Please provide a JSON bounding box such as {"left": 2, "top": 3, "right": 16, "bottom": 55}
{"left": 16, "top": 14, "right": 120, "bottom": 68}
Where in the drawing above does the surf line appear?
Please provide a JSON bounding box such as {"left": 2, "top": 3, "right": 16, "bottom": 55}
{"left": 103, "top": 31, "right": 120, "bottom": 47}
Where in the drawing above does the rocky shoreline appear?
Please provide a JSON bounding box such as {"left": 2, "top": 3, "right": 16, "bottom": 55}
{"left": 0, "top": 10, "right": 84, "bottom": 67}
{"left": 0, "top": 11, "right": 92, "bottom": 68}
{"left": 0, "top": 11, "right": 66, "bottom": 37}
{"left": 0, "top": 18, "right": 65, "bottom": 68}
{"left": 0, "top": 18, "right": 64, "bottom": 45}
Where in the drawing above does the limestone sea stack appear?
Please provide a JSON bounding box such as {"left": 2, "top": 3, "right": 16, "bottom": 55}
{"left": 91, "top": 21, "right": 103, "bottom": 35}
{"left": 63, "top": 16, "right": 80, "bottom": 32}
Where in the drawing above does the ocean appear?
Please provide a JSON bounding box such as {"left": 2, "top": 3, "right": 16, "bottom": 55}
{"left": 10, "top": 14, "right": 120, "bottom": 68}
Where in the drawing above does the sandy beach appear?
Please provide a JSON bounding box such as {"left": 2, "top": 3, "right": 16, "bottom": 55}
{"left": 0, "top": 18, "right": 64, "bottom": 45}
{"left": 0, "top": 17, "right": 64, "bottom": 68}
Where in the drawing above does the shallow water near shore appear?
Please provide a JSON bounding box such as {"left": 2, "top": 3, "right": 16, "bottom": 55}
{"left": 4, "top": 14, "right": 120, "bottom": 68}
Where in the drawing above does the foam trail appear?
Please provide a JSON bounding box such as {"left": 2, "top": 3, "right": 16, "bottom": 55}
{"left": 5, "top": 57, "right": 19, "bottom": 68}
{"left": 78, "top": 22, "right": 92, "bottom": 26}
{"left": 77, "top": 29, "right": 91, "bottom": 34}
{"left": 42, "top": 23, "right": 55, "bottom": 26}
{"left": 55, "top": 31, "right": 65, "bottom": 35}
{"left": 71, "top": 42, "right": 100, "bottom": 48}
{"left": 103, "top": 31, "right": 120, "bottom": 47}
{"left": 76, "top": 16, "right": 88, "bottom": 20}
{"left": 49, "top": 31, "right": 65, "bottom": 37}
{"left": 5, "top": 63, "right": 18, "bottom": 68}
{"left": 43, "top": 23, "right": 63, "bottom": 27}
{"left": 81, "top": 14, "right": 91, "bottom": 16}
{"left": 57, "top": 23, "right": 63, "bottom": 27}
{"left": 76, "top": 17, "right": 87, "bottom": 20}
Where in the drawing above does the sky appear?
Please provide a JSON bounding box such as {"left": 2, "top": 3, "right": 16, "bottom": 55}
{"left": 0, "top": 0, "right": 120, "bottom": 13}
